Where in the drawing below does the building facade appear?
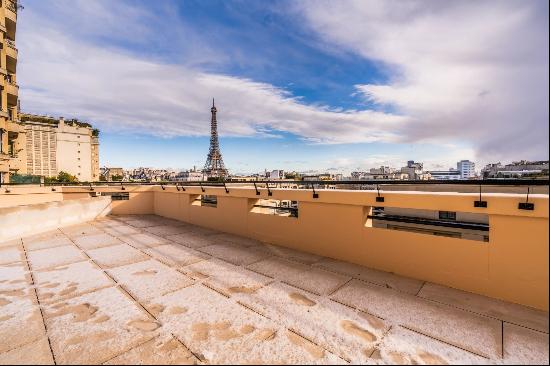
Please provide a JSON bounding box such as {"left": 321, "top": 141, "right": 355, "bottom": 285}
{"left": 429, "top": 170, "right": 461, "bottom": 180}
{"left": 400, "top": 161, "right": 429, "bottom": 180}
{"left": 482, "top": 160, "right": 549, "bottom": 179}
{"left": 20, "top": 114, "right": 100, "bottom": 181}
{"left": 457, "top": 160, "right": 476, "bottom": 179}
{"left": 0, "top": 0, "right": 25, "bottom": 183}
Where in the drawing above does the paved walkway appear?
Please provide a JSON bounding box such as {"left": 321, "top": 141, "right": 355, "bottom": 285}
{"left": 0, "top": 215, "right": 548, "bottom": 364}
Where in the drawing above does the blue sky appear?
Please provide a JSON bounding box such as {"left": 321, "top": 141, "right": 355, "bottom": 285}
{"left": 17, "top": 0, "right": 549, "bottom": 174}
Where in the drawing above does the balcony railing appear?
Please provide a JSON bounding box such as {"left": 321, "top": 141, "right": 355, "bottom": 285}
{"left": 6, "top": 0, "right": 18, "bottom": 13}
{"left": 5, "top": 38, "right": 17, "bottom": 51}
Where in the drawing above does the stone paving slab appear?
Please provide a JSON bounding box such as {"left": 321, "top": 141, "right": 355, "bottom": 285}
{"left": 185, "top": 225, "right": 221, "bottom": 236}
{"left": 166, "top": 232, "right": 219, "bottom": 248}
{"left": 248, "top": 257, "right": 351, "bottom": 295}
{"left": 331, "top": 279, "right": 502, "bottom": 358}
{"left": 107, "top": 259, "right": 194, "bottom": 302}
{"left": 102, "top": 225, "right": 142, "bottom": 237}
{"left": 119, "top": 217, "right": 164, "bottom": 228}
{"left": 149, "top": 284, "right": 346, "bottom": 364}
{"left": 42, "top": 286, "right": 160, "bottom": 364}
{"left": 0, "top": 245, "right": 24, "bottom": 265}
{"left": 255, "top": 243, "right": 324, "bottom": 265}
{"left": 61, "top": 223, "right": 104, "bottom": 238}
{"left": 119, "top": 233, "right": 169, "bottom": 249}
{"left": 209, "top": 233, "right": 263, "bottom": 247}
{"left": 33, "top": 261, "right": 113, "bottom": 304}
{"left": 22, "top": 230, "right": 74, "bottom": 252}
{"left": 236, "top": 281, "right": 389, "bottom": 363}
{"left": 199, "top": 242, "right": 272, "bottom": 266}
{"left": 503, "top": 323, "right": 549, "bottom": 365}
{"left": 144, "top": 225, "right": 190, "bottom": 237}
{"left": 374, "top": 326, "right": 489, "bottom": 365}
{"left": 87, "top": 244, "right": 149, "bottom": 269}
{"left": 104, "top": 335, "right": 199, "bottom": 365}
{"left": 27, "top": 245, "right": 87, "bottom": 271}
{"left": 0, "top": 238, "right": 22, "bottom": 249}
{"left": 143, "top": 243, "right": 210, "bottom": 268}
{"left": 0, "top": 261, "right": 31, "bottom": 292}
{"left": 181, "top": 258, "right": 272, "bottom": 296}
{"left": 419, "top": 282, "right": 549, "bottom": 333}
{"left": 91, "top": 218, "right": 126, "bottom": 229}
{"left": 0, "top": 336, "right": 54, "bottom": 365}
{"left": 314, "top": 257, "right": 425, "bottom": 295}
{"left": 73, "top": 233, "right": 123, "bottom": 250}
{"left": 0, "top": 290, "right": 45, "bottom": 354}
{"left": 247, "top": 256, "right": 304, "bottom": 279}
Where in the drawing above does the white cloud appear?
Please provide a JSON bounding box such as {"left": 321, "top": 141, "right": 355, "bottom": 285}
{"left": 17, "top": 0, "right": 548, "bottom": 169}
{"left": 17, "top": 1, "right": 405, "bottom": 146}
{"left": 297, "top": 0, "right": 549, "bottom": 162}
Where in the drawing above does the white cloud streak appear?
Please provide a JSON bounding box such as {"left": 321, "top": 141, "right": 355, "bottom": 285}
{"left": 297, "top": 0, "right": 549, "bottom": 162}
{"left": 17, "top": 0, "right": 404, "bottom": 145}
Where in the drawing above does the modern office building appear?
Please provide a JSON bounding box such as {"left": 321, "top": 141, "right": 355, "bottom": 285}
{"left": 428, "top": 169, "right": 462, "bottom": 180}
{"left": 0, "top": 0, "right": 24, "bottom": 183}
{"left": 457, "top": 160, "right": 476, "bottom": 179}
{"left": 20, "top": 113, "right": 100, "bottom": 181}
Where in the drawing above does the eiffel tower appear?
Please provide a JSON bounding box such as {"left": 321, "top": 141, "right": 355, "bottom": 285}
{"left": 203, "top": 99, "right": 228, "bottom": 178}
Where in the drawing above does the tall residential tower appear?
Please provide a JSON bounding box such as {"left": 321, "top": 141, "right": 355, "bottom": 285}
{"left": 0, "top": 0, "right": 24, "bottom": 183}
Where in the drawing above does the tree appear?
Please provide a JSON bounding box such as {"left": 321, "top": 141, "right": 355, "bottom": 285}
{"left": 111, "top": 174, "right": 123, "bottom": 181}
{"left": 45, "top": 171, "right": 79, "bottom": 184}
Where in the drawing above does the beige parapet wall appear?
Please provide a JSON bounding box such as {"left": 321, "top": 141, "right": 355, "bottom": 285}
{"left": 1, "top": 185, "right": 548, "bottom": 310}
{"left": 0, "top": 196, "right": 111, "bottom": 241}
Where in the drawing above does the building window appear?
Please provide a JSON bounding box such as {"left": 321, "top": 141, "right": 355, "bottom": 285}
{"left": 251, "top": 199, "right": 298, "bottom": 218}
{"left": 439, "top": 211, "right": 457, "bottom": 220}
{"left": 100, "top": 192, "right": 129, "bottom": 201}
{"left": 192, "top": 195, "right": 217, "bottom": 208}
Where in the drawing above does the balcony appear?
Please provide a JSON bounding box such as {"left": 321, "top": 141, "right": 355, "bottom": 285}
{"left": 4, "top": 38, "right": 17, "bottom": 61}
{"left": 4, "top": 0, "right": 17, "bottom": 23}
{"left": 0, "top": 183, "right": 548, "bottom": 364}
{"left": 5, "top": 76, "right": 18, "bottom": 99}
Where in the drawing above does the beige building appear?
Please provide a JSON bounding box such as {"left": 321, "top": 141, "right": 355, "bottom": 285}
{"left": 20, "top": 113, "right": 100, "bottom": 181}
{"left": 0, "top": 0, "right": 25, "bottom": 183}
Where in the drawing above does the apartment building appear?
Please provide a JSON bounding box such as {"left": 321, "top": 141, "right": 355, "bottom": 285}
{"left": 0, "top": 0, "right": 25, "bottom": 183}
{"left": 20, "top": 113, "right": 100, "bottom": 181}
{"left": 457, "top": 159, "right": 476, "bottom": 179}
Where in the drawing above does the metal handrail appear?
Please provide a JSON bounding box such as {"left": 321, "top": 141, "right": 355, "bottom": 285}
{"left": 1, "top": 178, "right": 548, "bottom": 188}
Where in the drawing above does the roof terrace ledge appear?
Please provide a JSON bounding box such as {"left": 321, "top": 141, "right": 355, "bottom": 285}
{"left": 1, "top": 184, "right": 548, "bottom": 218}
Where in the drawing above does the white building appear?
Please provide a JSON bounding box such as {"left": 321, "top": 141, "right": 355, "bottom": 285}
{"left": 268, "top": 169, "right": 285, "bottom": 180}
{"left": 21, "top": 114, "right": 100, "bottom": 181}
{"left": 457, "top": 160, "right": 476, "bottom": 179}
{"left": 429, "top": 169, "right": 461, "bottom": 180}
{"left": 176, "top": 170, "right": 204, "bottom": 181}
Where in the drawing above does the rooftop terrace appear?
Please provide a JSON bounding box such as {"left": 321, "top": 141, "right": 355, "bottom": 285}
{"left": 0, "top": 214, "right": 548, "bottom": 364}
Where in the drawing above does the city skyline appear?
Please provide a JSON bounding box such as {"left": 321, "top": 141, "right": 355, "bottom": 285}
{"left": 17, "top": 0, "right": 549, "bottom": 173}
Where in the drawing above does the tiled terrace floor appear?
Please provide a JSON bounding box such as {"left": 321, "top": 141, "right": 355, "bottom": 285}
{"left": 0, "top": 214, "right": 548, "bottom": 365}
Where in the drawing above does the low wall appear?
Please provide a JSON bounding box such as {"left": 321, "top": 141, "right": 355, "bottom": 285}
{"left": 1, "top": 184, "right": 548, "bottom": 311}
{"left": 152, "top": 186, "right": 549, "bottom": 311}
{"left": 0, "top": 196, "right": 112, "bottom": 242}
{"left": 0, "top": 186, "right": 64, "bottom": 208}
